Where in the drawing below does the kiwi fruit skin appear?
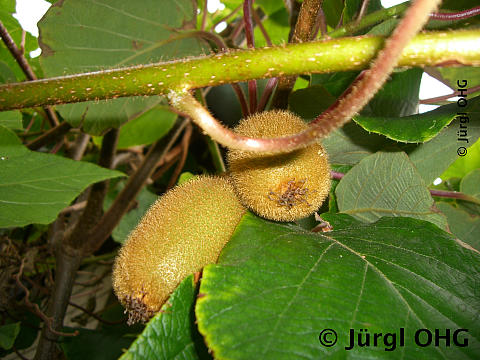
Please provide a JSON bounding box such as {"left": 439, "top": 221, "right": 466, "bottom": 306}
{"left": 227, "top": 110, "right": 331, "bottom": 222}
{"left": 112, "top": 176, "right": 245, "bottom": 323}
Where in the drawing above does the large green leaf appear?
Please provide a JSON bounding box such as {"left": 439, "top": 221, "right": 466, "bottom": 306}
{"left": 461, "top": 169, "right": 480, "bottom": 199}
{"left": 253, "top": 8, "right": 290, "bottom": 47}
{"left": 0, "top": 110, "right": 22, "bottom": 130}
{"left": 354, "top": 99, "right": 465, "bottom": 143}
{"left": 38, "top": 0, "right": 206, "bottom": 135}
{"left": 403, "top": 97, "right": 480, "bottom": 184}
{"left": 322, "top": 122, "right": 394, "bottom": 165}
{"left": 116, "top": 106, "right": 177, "bottom": 149}
{"left": 363, "top": 68, "right": 422, "bottom": 117}
{"left": 0, "top": 126, "right": 123, "bottom": 228}
{"left": 196, "top": 213, "right": 480, "bottom": 359}
{"left": 441, "top": 139, "right": 480, "bottom": 180}
{"left": 120, "top": 275, "right": 210, "bottom": 360}
{"left": 308, "top": 69, "right": 421, "bottom": 119}
{"left": 289, "top": 86, "right": 337, "bottom": 119}
{"left": 437, "top": 202, "right": 480, "bottom": 252}
{"left": 335, "top": 151, "right": 446, "bottom": 228}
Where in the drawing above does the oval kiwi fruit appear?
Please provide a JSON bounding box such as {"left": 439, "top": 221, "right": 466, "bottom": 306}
{"left": 112, "top": 176, "right": 245, "bottom": 324}
{"left": 227, "top": 110, "right": 331, "bottom": 222}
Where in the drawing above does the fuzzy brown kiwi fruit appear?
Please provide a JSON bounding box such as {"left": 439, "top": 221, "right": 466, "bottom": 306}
{"left": 112, "top": 176, "right": 245, "bottom": 324}
{"left": 227, "top": 110, "right": 331, "bottom": 222}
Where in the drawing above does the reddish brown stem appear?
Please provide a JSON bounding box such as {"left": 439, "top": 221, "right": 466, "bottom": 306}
{"left": 167, "top": 122, "right": 193, "bottom": 189}
{"left": 201, "top": 0, "right": 208, "bottom": 31}
{"left": 15, "top": 260, "right": 79, "bottom": 339}
{"left": 356, "top": 0, "right": 370, "bottom": 23}
{"left": 430, "top": 6, "right": 480, "bottom": 21}
{"left": 257, "top": 77, "right": 278, "bottom": 112}
{"left": 26, "top": 122, "right": 72, "bottom": 150}
{"left": 252, "top": 9, "right": 273, "bottom": 46}
{"left": 420, "top": 85, "right": 480, "bottom": 104}
{"left": 0, "top": 20, "right": 59, "bottom": 127}
{"left": 430, "top": 189, "right": 480, "bottom": 204}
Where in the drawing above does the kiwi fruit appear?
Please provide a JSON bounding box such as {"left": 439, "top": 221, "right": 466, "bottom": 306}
{"left": 227, "top": 110, "right": 331, "bottom": 222}
{"left": 112, "top": 176, "right": 245, "bottom": 324}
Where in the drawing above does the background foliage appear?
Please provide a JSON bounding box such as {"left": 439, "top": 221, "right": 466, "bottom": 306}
{"left": 0, "top": 0, "right": 479, "bottom": 359}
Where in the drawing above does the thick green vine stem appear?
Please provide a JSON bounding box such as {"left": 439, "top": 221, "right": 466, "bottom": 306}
{"left": 170, "top": 0, "right": 444, "bottom": 153}
{"left": 0, "top": 30, "right": 479, "bottom": 111}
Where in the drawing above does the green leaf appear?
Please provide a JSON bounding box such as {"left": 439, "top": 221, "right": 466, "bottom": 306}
{"left": 353, "top": 99, "right": 464, "bottom": 143}
{"left": 441, "top": 139, "right": 480, "bottom": 180}
{"left": 0, "top": 323, "right": 20, "bottom": 350}
{"left": 0, "top": 126, "right": 123, "bottom": 228}
{"left": 116, "top": 106, "right": 177, "bottom": 149}
{"left": 322, "top": 0, "right": 344, "bottom": 28}
{"left": 310, "top": 71, "right": 359, "bottom": 97}
{"left": 434, "top": 68, "right": 480, "bottom": 96}
{"left": 289, "top": 86, "right": 336, "bottom": 119}
{"left": 177, "top": 172, "right": 196, "bottom": 186}
{"left": 256, "top": 0, "right": 285, "bottom": 15}
{"left": 322, "top": 122, "right": 394, "bottom": 165}
{"left": 38, "top": 0, "right": 207, "bottom": 135}
{"left": 120, "top": 275, "right": 210, "bottom": 360}
{"left": 461, "top": 169, "right": 480, "bottom": 199}
{"left": 402, "top": 97, "right": 480, "bottom": 184}
{"left": 437, "top": 202, "right": 480, "bottom": 252}
{"left": 336, "top": 151, "right": 446, "bottom": 228}
{"left": 0, "top": 110, "right": 22, "bottom": 130}
{"left": 363, "top": 68, "right": 422, "bottom": 118}
{"left": 197, "top": 213, "right": 480, "bottom": 359}
{"left": 0, "top": 60, "right": 17, "bottom": 83}
{"left": 253, "top": 8, "right": 289, "bottom": 47}
{"left": 60, "top": 327, "right": 135, "bottom": 360}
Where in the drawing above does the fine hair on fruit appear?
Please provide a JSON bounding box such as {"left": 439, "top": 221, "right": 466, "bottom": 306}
{"left": 112, "top": 175, "right": 246, "bottom": 324}
{"left": 227, "top": 110, "right": 331, "bottom": 222}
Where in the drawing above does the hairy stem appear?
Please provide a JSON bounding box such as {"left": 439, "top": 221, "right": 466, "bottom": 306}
{"left": 1, "top": 30, "right": 478, "bottom": 112}
{"left": 430, "top": 6, "right": 480, "bottom": 21}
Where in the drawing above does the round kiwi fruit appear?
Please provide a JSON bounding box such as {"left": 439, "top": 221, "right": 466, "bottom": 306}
{"left": 227, "top": 110, "right": 331, "bottom": 222}
{"left": 112, "top": 176, "right": 246, "bottom": 324}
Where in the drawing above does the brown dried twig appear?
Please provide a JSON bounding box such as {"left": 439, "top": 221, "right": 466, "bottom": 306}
{"left": 15, "top": 259, "right": 78, "bottom": 338}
